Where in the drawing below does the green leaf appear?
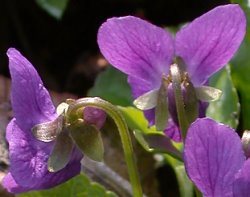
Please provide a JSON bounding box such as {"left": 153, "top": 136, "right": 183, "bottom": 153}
{"left": 88, "top": 66, "right": 133, "bottom": 106}
{"left": 207, "top": 66, "right": 240, "bottom": 129}
{"left": 69, "top": 120, "right": 104, "bottom": 162}
{"left": 165, "top": 155, "right": 194, "bottom": 197}
{"left": 18, "top": 173, "right": 118, "bottom": 197}
{"left": 229, "top": 0, "right": 250, "bottom": 130}
{"left": 48, "top": 129, "right": 74, "bottom": 172}
{"left": 35, "top": 0, "right": 69, "bottom": 19}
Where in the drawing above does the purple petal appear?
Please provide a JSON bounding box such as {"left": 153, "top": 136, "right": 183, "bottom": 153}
{"left": 164, "top": 119, "right": 181, "bottom": 142}
{"left": 233, "top": 159, "right": 250, "bottom": 197}
{"left": 2, "top": 173, "right": 27, "bottom": 193}
{"left": 128, "top": 76, "right": 153, "bottom": 99}
{"left": 184, "top": 118, "right": 245, "bottom": 197}
{"left": 176, "top": 4, "right": 246, "bottom": 85}
{"left": 83, "top": 107, "right": 106, "bottom": 129}
{"left": 7, "top": 48, "right": 57, "bottom": 131}
{"left": 144, "top": 109, "right": 181, "bottom": 142}
{"left": 98, "top": 16, "right": 174, "bottom": 89}
{"left": 2, "top": 120, "right": 83, "bottom": 193}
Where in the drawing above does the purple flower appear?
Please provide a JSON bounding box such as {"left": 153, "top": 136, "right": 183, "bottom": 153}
{"left": 184, "top": 118, "right": 250, "bottom": 197}
{"left": 2, "top": 48, "right": 105, "bottom": 194}
{"left": 97, "top": 4, "right": 246, "bottom": 141}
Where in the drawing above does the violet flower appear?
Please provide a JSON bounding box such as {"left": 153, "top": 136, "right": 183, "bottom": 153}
{"left": 184, "top": 118, "right": 250, "bottom": 197}
{"left": 2, "top": 48, "right": 105, "bottom": 193}
{"left": 97, "top": 4, "right": 246, "bottom": 141}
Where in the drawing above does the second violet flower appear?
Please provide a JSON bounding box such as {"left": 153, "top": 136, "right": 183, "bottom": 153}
{"left": 97, "top": 4, "right": 246, "bottom": 141}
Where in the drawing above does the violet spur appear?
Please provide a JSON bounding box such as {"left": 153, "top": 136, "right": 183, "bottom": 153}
{"left": 97, "top": 4, "right": 246, "bottom": 141}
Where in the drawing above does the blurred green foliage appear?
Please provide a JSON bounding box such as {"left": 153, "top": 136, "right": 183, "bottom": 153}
{"left": 230, "top": 0, "right": 250, "bottom": 130}
{"left": 88, "top": 66, "right": 133, "bottom": 106}
{"left": 18, "top": 173, "right": 117, "bottom": 197}
{"left": 35, "top": 0, "right": 69, "bottom": 19}
{"left": 207, "top": 65, "right": 240, "bottom": 129}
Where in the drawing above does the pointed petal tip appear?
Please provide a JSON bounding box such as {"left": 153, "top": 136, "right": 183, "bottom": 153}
{"left": 6, "top": 48, "right": 21, "bottom": 59}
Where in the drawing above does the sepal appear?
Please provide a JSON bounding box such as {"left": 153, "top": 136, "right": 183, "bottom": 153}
{"left": 32, "top": 115, "right": 64, "bottom": 142}
{"left": 69, "top": 119, "right": 104, "bottom": 162}
{"left": 48, "top": 129, "right": 74, "bottom": 172}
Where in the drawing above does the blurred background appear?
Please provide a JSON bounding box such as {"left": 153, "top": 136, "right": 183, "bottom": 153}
{"left": 0, "top": 0, "right": 229, "bottom": 96}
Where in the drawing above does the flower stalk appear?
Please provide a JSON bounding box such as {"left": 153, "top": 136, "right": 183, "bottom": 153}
{"left": 67, "top": 97, "right": 143, "bottom": 197}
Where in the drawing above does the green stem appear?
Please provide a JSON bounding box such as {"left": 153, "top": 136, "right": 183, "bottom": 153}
{"left": 67, "top": 97, "right": 143, "bottom": 197}
{"left": 194, "top": 186, "right": 203, "bottom": 197}
{"left": 170, "top": 64, "right": 189, "bottom": 139}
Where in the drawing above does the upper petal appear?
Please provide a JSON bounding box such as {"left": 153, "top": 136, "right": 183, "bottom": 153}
{"left": 7, "top": 48, "right": 57, "bottom": 131}
{"left": 233, "top": 158, "right": 250, "bottom": 197}
{"left": 2, "top": 119, "right": 83, "bottom": 193}
{"left": 176, "top": 4, "right": 246, "bottom": 85}
{"left": 98, "top": 16, "right": 174, "bottom": 88}
{"left": 184, "top": 118, "right": 245, "bottom": 197}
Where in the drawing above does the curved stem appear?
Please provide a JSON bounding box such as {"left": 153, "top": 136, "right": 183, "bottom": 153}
{"left": 67, "top": 97, "right": 143, "bottom": 197}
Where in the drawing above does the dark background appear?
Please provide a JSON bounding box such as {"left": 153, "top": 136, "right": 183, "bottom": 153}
{"left": 0, "top": 0, "right": 229, "bottom": 95}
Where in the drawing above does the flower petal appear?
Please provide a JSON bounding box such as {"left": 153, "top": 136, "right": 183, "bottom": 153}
{"left": 3, "top": 119, "right": 83, "bottom": 193}
{"left": 2, "top": 173, "right": 27, "bottom": 193}
{"left": 7, "top": 48, "right": 57, "bottom": 131}
{"left": 184, "top": 118, "right": 245, "bottom": 197}
{"left": 144, "top": 109, "right": 181, "bottom": 142}
{"left": 233, "top": 159, "right": 250, "bottom": 197}
{"left": 176, "top": 4, "right": 246, "bottom": 85}
{"left": 98, "top": 16, "right": 174, "bottom": 88}
{"left": 164, "top": 119, "right": 181, "bottom": 142}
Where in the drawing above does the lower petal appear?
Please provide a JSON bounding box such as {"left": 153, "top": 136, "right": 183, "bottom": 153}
{"left": 184, "top": 118, "right": 245, "bottom": 197}
{"left": 233, "top": 159, "right": 250, "bottom": 197}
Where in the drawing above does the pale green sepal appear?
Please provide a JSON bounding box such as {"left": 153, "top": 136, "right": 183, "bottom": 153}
{"left": 133, "top": 89, "right": 158, "bottom": 110}
{"left": 32, "top": 115, "right": 63, "bottom": 142}
{"left": 48, "top": 129, "right": 74, "bottom": 172}
{"left": 184, "top": 81, "right": 198, "bottom": 124}
{"left": 155, "top": 82, "right": 168, "bottom": 131}
{"left": 69, "top": 119, "right": 104, "bottom": 162}
{"left": 195, "top": 86, "right": 222, "bottom": 102}
{"left": 56, "top": 102, "right": 69, "bottom": 115}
